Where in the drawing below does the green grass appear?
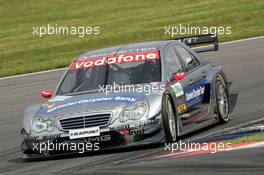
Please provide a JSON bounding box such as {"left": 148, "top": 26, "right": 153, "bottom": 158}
{"left": 224, "top": 132, "right": 264, "bottom": 144}
{"left": 0, "top": 0, "right": 263, "bottom": 77}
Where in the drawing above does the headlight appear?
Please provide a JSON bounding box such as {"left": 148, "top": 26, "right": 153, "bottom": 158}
{"left": 31, "top": 116, "right": 55, "bottom": 133}
{"left": 118, "top": 110, "right": 130, "bottom": 123}
{"left": 118, "top": 102, "right": 148, "bottom": 123}
{"left": 130, "top": 102, "right": 148, "bottom": 120}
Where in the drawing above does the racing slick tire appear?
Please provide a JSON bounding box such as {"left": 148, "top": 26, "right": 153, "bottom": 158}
{"left": 215, "top": 75, "right": 230, "bottom": 123}
{"left": 162, "top": 95, "right": 177, "bottom": 143}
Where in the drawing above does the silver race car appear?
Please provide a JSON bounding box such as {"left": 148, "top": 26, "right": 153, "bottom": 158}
{"left": 21, "top": 34, "right": 230, "bottom": 160}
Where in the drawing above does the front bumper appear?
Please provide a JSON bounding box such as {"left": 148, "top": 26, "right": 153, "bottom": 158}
{"left": 21, "top": 119, "right": 164, "bottom": 159}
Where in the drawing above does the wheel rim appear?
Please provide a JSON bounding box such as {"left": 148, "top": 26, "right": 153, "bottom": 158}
{"left": 216, "top": 81, "right": 229, "bottom": 120}
{"left": 166, "top": 98, "right": 176, "bottom": 139}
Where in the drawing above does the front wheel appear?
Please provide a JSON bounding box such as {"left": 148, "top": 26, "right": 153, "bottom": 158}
{"left": 162, "top": 95, "right": 177, "bottom": 143}
{"left": 215, "top": 76, "right": 230, "bottom": 123}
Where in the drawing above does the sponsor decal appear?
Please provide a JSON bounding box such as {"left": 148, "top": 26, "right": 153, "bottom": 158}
{"left": 137, "top": 120, "right": 159, "bottom": 127}
{"left": 177, "top": 103, "right": 187, "bottom": 114}
{"left": 171, "top": 82, "right": 184, "bottom": 97}
{"left": 116, "top": 120, "right": 159, "bottom": 132}
{"left": 69, "top": 51, "right": 160, "bottom": 70}
{"left": 117, "top": 124, "right": 130, "bottom": 130}
{"left": 49, "top": 96, "right": 72, "bottom": 102}
{"left": 185, "top": 81, "right": 205, "bottom": 107}
{"left": 40, "top": 96, "right": 138, "bottom": 114}
{"left": 41, "top": 102, "right": 55, "bottom": 109}
{"left": 43, "top": 134, "right": 61, "bottom": 140}
{"left": 121, "top": 128, "right": 144, "bottom": 136}
{"left": 116, "top": 47, "right": 157, "bottom": 55}
{"left": 129, "top": 128, "right": 144, "bottom": 135}
{"left": 69, "top": 126, "right": 100, "bottom": 140}
{"left": 77, "top": 47, "right": 157, "bottom": 60}
{"left": 82, "top": 135, "right": 111, "bottom": 142}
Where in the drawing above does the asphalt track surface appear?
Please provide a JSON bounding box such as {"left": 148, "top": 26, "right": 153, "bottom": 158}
{"left": 0, "top": 37, "right": 264, "bottom": 175}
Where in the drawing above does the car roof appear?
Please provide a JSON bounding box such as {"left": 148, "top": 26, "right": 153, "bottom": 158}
{"left": 75, "top": 40, "right": 181, "bottom": 61}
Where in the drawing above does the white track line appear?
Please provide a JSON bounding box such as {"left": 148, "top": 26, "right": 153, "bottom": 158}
{"left": 0, "top": 67, "right": 67, "bottom": 81}
{"left": 191, "top": 117, "right": 264, "bottom": 142}
{"left": 220, "top": 36, "right": 264, "bottom": 45}
{"left": 0, "top": 36, "right": 263, "bottom": 81}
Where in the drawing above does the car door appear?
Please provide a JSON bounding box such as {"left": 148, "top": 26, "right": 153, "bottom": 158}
{"left": 174, "top": 45, "right": 210, "bottom": 128}
{"left": 163, "top": 45, "right": 192, "bottom": 128}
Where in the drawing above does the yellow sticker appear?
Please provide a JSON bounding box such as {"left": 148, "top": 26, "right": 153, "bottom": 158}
{"left": 177, "top": 103, "right": 187, "bottom": 114}
{"left": 41, "top": 102, "right": 55, "bottom": 109}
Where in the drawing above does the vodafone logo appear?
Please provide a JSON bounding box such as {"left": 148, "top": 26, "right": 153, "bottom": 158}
{"left": 69, "top": 51, "right": 160, "bottom": 70}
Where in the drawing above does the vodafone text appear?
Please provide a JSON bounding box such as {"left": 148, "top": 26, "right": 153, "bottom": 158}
{"left": 69, "top": 51, "right": 160, "bottom": 70}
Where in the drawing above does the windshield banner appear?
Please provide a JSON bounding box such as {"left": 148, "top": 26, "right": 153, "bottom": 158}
{"left": 69, "top": 51, "right": 160, "bottom": 70}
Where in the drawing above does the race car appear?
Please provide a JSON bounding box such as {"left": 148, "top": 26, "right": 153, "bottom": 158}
{"left": 20, "top": 34, "right": 230, "bottom": 160}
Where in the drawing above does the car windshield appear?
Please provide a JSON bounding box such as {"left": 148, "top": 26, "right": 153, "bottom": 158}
{"left": 57, "top": 51, "right": 161, "bottom": 95}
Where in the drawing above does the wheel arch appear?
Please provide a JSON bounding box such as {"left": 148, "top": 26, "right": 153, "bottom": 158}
{"left": 206, "top": 66, "right": 230, "bottom": 98}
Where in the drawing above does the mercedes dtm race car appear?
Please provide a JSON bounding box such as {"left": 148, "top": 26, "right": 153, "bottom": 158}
{"left": 21, "top": 34, "right": 230, "bottom": 160}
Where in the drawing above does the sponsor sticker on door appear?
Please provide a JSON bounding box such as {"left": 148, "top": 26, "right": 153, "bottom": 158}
{"left": 184, "top": 81, "right": 205, "bottom": 107}
{"left": 172, "top": 82, "right": 184, "bottom": 97}
{"left": 177, "top": 103, "right": 187, "bottom": 114}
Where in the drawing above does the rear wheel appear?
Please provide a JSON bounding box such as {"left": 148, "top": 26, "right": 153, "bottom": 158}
{"left": 162, "top": 95, "right": 177, "bottom": 143}
{"left": 215, "top": 76, "right": 230, "bottom": 123}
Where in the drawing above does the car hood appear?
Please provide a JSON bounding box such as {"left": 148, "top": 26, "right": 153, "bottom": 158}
{"left": 36, "top": 91, "right": 162, "bottom": 119}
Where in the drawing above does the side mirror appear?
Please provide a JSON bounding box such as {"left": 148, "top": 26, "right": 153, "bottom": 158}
{"left": 173, "top": 72, "right": 186, "bottom": 81}
{"left": 41, "top": 90, "right": 53, "bottom": 99}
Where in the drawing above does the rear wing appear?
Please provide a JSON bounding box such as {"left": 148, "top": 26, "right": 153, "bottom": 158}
{"left": 175, "top": 34, "right": 219, "bottom": 53}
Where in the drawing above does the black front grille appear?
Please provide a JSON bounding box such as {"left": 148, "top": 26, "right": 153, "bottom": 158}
{"left": 59, "top": 114, "right": 111, "bottom": 131}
